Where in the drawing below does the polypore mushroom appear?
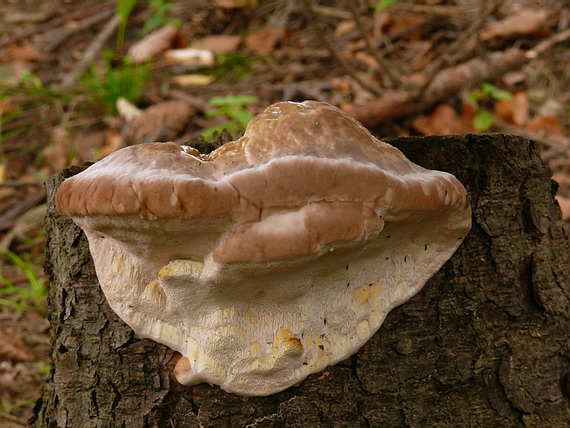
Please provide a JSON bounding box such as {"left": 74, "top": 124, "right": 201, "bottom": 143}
{"left": 56, "top": 101, "right": 471, "bottom": 396}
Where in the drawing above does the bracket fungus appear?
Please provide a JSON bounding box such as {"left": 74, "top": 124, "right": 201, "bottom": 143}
{"left": 56, "top": 101, "right": 471, "bottom": 396}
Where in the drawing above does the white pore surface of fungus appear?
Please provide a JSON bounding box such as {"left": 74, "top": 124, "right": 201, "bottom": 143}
{"left": 56, "top": 101, "right": 472, "bottom": 396}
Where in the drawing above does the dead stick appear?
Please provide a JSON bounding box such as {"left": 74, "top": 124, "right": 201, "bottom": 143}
{"left": 347, "top": 0, "right": 400, "bottom": 88}
{"left": 0, "top": 1, "right": 116, "bottom": 50}
{"left": 300, "top": 0, "right": 381, "bottom": 97}
{"left": 526, "top": 27, "right": 570, "bottom": 57}
{"left": 60, "top": 14, "right": 121, "bottom": 87}
{"left": 344, "top": 48, "right": 527, "bottom": 127}
{"left": 346, "top": 22, "right": 570, "bottom": 128}
{"left": 491, "top": 118, "right": 570, "bottom": 151}
{"left": 44, "top": 9, "right": 115, "bottom": 52}
{"left": 0, "top": 412, "right": 27, "bottom": 427}
{"left": 412, "top": 0, "right": 499, "bottom": 99}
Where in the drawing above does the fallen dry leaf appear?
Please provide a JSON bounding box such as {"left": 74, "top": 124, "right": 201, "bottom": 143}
{"left": 194, "top": 35, "right": 242, "bottom": 54}
{"left": 501, "top": 70, "right": 527, "bottom": 87}
{"left": 334, "top": 20, "right": 356, "bottom": 38}
{"left": 494, "top": 91, "right": 529, "bottom": 126}
{"left": 412, "top": 103, "right": 475, "bottom": 135}
{"left": 556, "top": 195, "right": 570, "bottom": 221}
{"left": 380, "top": 13, "right": 425, "bottom": 41}
{"left": 127, "top": 24, "right": 182, "bottom": 63}
{"left": 0, "top": 327, "right": 35, "bottom": 361}
{"left": 526, "top": 115, "right": 567, "bottom": 137}
{"left": 354, "top": 51, "right": 378, "bottom": 69}
{"left": 0, "top": 97, "right": 21, "bottom": 115}
{"left": 7, "top": 42, "right": 38, "bottom": 62}
{"left": 123, "top": 101, "right": 194, "bottom": 146}
{"left": 246, "top": 28, "right": 285, "bottom": 55}
{"left": 552, "top": 172, "right": 570, "bottom": 186}
{"left": 481, "top": 9, "right": 550, "bottom": 41}
{"left": 215, "top": 0, "right": 250, "bottom": 8}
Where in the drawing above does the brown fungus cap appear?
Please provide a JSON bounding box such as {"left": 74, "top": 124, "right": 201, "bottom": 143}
{"left": 57, "top": 101, "right": 468, "bottom": 264}
{"left": 56, "top": 101, "right": 471, "bottom": 396}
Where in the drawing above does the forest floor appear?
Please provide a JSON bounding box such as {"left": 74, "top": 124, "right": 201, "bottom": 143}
{"left": 1, "top": 0, "right": 569, "bottom": 425}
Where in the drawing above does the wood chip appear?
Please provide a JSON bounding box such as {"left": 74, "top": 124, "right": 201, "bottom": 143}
{"left": 481, "top": 9, "right": 550, "bottom": 41}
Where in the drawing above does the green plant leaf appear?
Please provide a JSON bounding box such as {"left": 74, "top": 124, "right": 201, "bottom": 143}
{"left": 231, "top": 109, "right": 254, "bottom": 127}
{"left": 39, "top": 363, "right": 52, "bottom": 374}
{"left": 375, "top": 0, "right": 399, "bottom": 12}
{"left": 201, "top": 123, "right": 242, "bottom": 139}
{"left": 474, "top": 111, "right": 494, "bottom": 131}
{"left": 213, "top": 53, "right": 264, "bottom": 82}
{"left": 80, "top": 54, "right": 149, "bottom": 113}
{"left": 141, "top": 0, "right": 181, "bottom": 35}
{"left": 481, "top": 82, "right": 512, "bottom": 100}
{"left": 202, "top": 95, "right": 258, "bottom": 139}
{"left": 116, "top": 0, "right": 139, "bottom": 48}
{"left": 0, "top": 248, "right": 47, "bottom": 314}
{"left": 469, "top": 89, "right": 485, "bottom": 103}
{"left": 209, "top": 95, "right": 258, "bottom": 107}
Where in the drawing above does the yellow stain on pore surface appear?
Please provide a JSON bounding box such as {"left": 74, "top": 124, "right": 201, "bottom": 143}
{"left": 357, "top": 320, "right": 370, "bottom": 339}
{"left": 272, "top": 327, "right": 303, "bottom": 353}
{"left": 108, "top": 255, "right": 124, "bottom": 275}
{"left": 247, "top": 341, "right": 262, "bottom": 357}
{"left": 142, "top": 280, "right": 166, "bottom": 306}
{"left": 158, "top": 259, "right": 204, "bottom": 277}
{"left": 218, "top": 306, "right": 236, "bottom": 320}
{"left": 250, "top": 327, "right": 303, "bottom": 371}
{"left": 353, "top": 282, "right": 383, "bottom": 305}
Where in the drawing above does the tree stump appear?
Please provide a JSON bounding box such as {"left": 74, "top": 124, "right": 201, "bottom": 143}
{"left": 31, "top": 134, "right": 570, "bottom": 427}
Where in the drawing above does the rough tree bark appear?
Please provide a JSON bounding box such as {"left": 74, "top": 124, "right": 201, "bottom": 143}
{"left": 31, "top": 134, "right": 569, "bottom": 427}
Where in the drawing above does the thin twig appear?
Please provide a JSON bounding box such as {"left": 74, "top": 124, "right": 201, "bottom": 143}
{"left": 60, "top": 14, "right": 121, "bottom": 87}
{"left": 345, "top": 20, "right": 570, "bottom": 128}
{"left": 0, "top": 180, "right": 43, "bottom": 189}
{"left": 312, "top": 6, "right": 352, "bottom": 20}
{"left": 412, "top": 0, "right": 499, "bottom": 100}
{"left": 347, "top": 0, "right": 400, "bottom": 88}
{"left": 344, "top": 48, "right": 528, "bottom": 127}
{"left": 491, "top": 118, "right": 570, "bottom": 151}
{"left": 526, "top": 27, "right": 570, "bottom": 58}
{"left": 0, "top": 189, "right": 46, "bottom": 232}
{"left": 0, "top": 1, "right": 116, "bottom": 50}
{"left": 0, "top": 411, "right": 28, "bottom": 426}
{"left": 43, "top": 9, "right": 115, "bottom": 52}
{"left": 301, "top": 0, "right": 381, "bottom": 97}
